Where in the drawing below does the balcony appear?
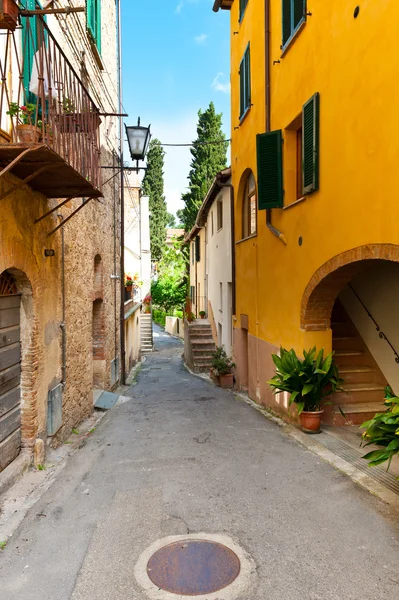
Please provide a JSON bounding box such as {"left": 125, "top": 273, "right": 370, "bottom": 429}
{"left": 0, "top": 14, "right": 102, "bottom": 199}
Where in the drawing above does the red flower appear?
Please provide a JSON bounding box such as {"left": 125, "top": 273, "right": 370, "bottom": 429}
{"left": 20, "top": 106, "right": 27, "bottom": 111}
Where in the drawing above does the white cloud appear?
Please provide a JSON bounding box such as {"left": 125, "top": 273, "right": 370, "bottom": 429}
{"left": 211, "top": 72, "right": 230, "bottom": 94}
{"left": 194, "top": 33, "right": 208, "bottom": 45}
{"left": 175, "top": 0, "right": 200, "bottom": 14}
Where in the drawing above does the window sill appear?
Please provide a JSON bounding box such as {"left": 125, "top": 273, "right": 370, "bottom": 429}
{"left": 217, "top": 227, "right": 223, "bottom": 233}
{"left": 236, "top": 233, "right": 257, "bottom": 245}
{"left": 89, "top": 38, "right": 104, "bottom": 71}
{"left": 281, "top": 20, "right": 306, "bottom": 58}
{"left": 239, "top": 105, "right": 251, "bottom": 125}
{"left": 283, "top": 196, "right": 306, "bottom": 210}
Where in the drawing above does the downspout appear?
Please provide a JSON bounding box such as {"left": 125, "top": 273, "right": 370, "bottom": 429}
{"left": 59, "top": 213, "right": 66, "bottom": 387}
{"left": 117, "top": 0, "right": 126, "bottom": 384}
{"left": 216, "top": 177, "right": 236, "bottom": 316}
{"left": 265, "top": 0, "right": 287, "bottom": 245}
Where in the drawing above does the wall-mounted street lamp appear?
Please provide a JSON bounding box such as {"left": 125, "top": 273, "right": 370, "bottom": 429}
{"left": 125, "top": 118, "right": 151, "bottom": 171}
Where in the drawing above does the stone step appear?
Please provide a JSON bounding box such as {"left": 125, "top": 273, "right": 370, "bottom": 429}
{"left": 332, "top": 402, "right": 386, "bottom": 426}
{"left": 338, "top": 366, "right": 383, "bottom": 385}
{"left": 332, "top": 383, "right": 386, "bottom": 406}
{"left": 334, "top": 350, "right": 376, "bottom": 367}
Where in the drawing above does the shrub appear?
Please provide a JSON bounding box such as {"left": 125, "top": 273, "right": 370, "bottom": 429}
{"left": 361, "top": 386, "right": 399, "bottom": 470}
{"left": 153, "top": 309, "right": 166, "bottom": 327}
{"left": 211, "top": 346, "right": 235, "bottom": 376}
{"left": 174, "top": 309, "right": 183, "bottom": 319}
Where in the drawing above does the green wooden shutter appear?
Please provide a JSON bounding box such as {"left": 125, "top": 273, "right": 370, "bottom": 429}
{"left": 195, "top": 236, "right": 200, "bottom": 262}
{"left": 239, "top": 56, "right": 245, "bottom": 118}
{"left": 245, "top": 45, "right": 251, "bottom": 110}
{"left": 86, "top": 0, "right": 101, "bottom": 52}
{"left": 21, "top": 1, "right": 45, "bottom": 103}
{"left": 282, "top": 0, "right": 292, "bottom": 47}
{"left": 293, "top": 0, "right": 306, "bottom": 29}
{"left": 302, "top": 92, "right": 320, "bottom": 194}
{"left": 239, "top": 0, "right": 248, "bottom": 21}
{"left": 257, "top": 130, "right": 284, "bottom": 210}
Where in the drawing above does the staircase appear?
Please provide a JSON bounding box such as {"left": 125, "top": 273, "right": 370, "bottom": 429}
{"left": 185, "top": 320, "right": 216, "bottom": 373}
{"left": 329, "top": 301, "right": 387, "bottom": 426}
{"left": 140, "top": 313, "right": 153, "bottom": 353}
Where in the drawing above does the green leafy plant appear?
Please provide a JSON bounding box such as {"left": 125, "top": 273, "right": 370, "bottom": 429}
{"left": 72, "top": 428, "right": 79, "bottom": 435}
{"left": 199, "top": 311, "right": 206, "bottom": 317}
{"left": 0, "top": 540, "right": 7, "bottom": 551}
{"left": 37, "top": 464, "right": 46, "bottom": 471}
{"left": 153, "top": 308, "right": 167, "bottom": 327}
{"left": 361, "top": 386, "right": 399, "bottom": 470}
{"left": 62, "top": 97, "right": 76, "bottom": 113}
{"left": 267, "top": 347, "right": 344, "bottom": 414}
{"left": 6, "top": 102, "right": 37, "bottom": 125}
{"left": 186, "top": 312, "right": 195, "bottom": 323}
{"left": 211, "top": 346, "right": 235, "bottom": 376}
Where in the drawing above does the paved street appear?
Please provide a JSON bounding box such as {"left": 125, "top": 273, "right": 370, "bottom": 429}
{"left": 1, "top": 325, "right": 399, "bottom": 599}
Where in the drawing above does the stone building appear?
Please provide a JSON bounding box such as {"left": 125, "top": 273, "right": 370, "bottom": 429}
{"left": 0, "top": 1, "right": 122, "bottom": 474}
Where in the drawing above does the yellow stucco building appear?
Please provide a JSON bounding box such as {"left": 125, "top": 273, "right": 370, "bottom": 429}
{"left": 213, "top": 0, "right": 399, "bottom": 425}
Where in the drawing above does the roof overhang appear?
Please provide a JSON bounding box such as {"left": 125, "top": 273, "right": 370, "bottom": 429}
{"left": 185, "top": 167, "right": 232, "bottom": 242}
{"left": 213, "top": 0, "right": 233, "bottom": 12}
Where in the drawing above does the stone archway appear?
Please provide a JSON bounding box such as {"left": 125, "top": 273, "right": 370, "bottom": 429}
{"left": 300, "top": 244, "right": 399, "bottom": 331}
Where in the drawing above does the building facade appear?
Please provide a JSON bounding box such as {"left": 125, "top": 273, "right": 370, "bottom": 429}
{"left": 187, "top": 169, "right": 233, "bottom": 355}
{"left": 0, "top": 0, "right": 121, "bottom": 473}
{"left": 214, "top": 0, "right": 399, "bottom": 425}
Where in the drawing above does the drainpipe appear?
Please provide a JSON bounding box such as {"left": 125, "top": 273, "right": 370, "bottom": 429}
{"left": 117, "top": 0, "right": 126, "bottom": 384}
{"left": 265, "top": 0, "right": 287, "bottom": 246}
{"left": 58, "top": 213, "right": 66, "bottom": 387}
{"left": 216, "top": 176, "right": 236, "bottom": 316}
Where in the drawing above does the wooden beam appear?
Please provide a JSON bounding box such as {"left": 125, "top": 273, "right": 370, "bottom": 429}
{"left": 19, "top": 8, "right": 85, "bottom": 16}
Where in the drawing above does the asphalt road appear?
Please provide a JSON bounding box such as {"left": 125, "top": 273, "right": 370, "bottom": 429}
{"left": 0, "top": 325, "right": 398, "bottom": 599}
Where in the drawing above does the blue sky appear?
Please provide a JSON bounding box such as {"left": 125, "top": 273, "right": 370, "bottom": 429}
{"left": 121, "top": 0, "right": 231, "bottom": 216}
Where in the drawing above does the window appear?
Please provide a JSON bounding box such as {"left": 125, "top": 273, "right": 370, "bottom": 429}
{"left": 216, "top": 197, "right": 223, "bottom": 231}
{"left": 86, "top": 0, "right": 102, "bottom": 53}
{"left": 239, "top": 0, "right": 249, "bottom": 21}
{"left": 239, "top": 44, "right": 251, "bottom": 120}
{"left": 190, "top": 285, "right": 195, "bottom": 304}
{"left": 195, "top": 236, "right": 201, "bottom": 262}
{"left": 211, "top": 211, "right": 214, "bottom": 235}
{"left": 191, "top": 242, "right": 195, "bottom": 265}
{"left": 282, "top": 0, "right": 306, "bottom": 49}
{"left": 257, "top": 92, "right": 319, "bottom": 210}
{"left": 219, "top": 282, "right": 223, "bottom": 311}
{"left": 242, "top": 171, "right": 257, "bottom": 238}
{"left": 21, "top": 1, "right": 46, "bottom": 103}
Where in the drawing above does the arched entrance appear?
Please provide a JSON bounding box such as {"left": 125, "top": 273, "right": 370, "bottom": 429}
{"left": 0, "top": 270, "right": 22, "bottom": 472}
{"left": 300, "top": 244, "right": 399, "bottom": 425}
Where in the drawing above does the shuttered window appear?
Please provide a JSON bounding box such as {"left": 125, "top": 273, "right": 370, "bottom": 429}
{"left": 302, "top": 93, "right": 320, "bottom": 194}
{"left": 21, "top": 1, "right": 46, "bottom": 103}
{"left": 239, "top": 0, "right": 249, "bottom": 21}
{"left": 195, "top": 236, "right": 201, "bottom": 262}
{"left": 257, "top": 130, "right": 283, "bottom": 210}
{"left": 239, "top": 44, "right": 251, "bottom": 120}
{"left": 282, "top": 0, "right": 306, "bottom": 49}
{"left": 86, "top": 0, "right": 102, "bottom": 53}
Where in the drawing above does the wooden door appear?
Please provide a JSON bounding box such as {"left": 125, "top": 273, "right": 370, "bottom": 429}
{"left": 0, "top": 272, "right": 21, "bottom": 472}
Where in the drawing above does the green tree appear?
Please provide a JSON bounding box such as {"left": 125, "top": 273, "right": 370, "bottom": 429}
{"left": 151, "top": 236, "right": 188, "bottom": 313}
{"left": 166, "top": 212, "right": 176, "bottom": 228}
{"left": 176, "top": 209, "right": 185, "bottom": 229}
{"left": 182, "top": 102, "right": 228, "bottom": 231}
{"left": 142, "top": 139, "right": 168, "bottom": 261}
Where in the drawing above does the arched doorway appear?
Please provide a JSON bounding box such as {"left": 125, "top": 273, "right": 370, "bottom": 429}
{"left": 301, "top": 245, "right": 399, "bottom": 425}
{"left": 0, "top": 270, "right": 22, "bottom": 472}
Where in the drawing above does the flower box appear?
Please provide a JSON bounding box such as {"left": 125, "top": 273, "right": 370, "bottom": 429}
{"left": 0, "top": 0, "right": 19, "bottom": 31}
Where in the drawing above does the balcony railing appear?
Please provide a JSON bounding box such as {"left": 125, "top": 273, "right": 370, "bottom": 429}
{"left": 0, "top": 14, "right": 102, "bottom": 198}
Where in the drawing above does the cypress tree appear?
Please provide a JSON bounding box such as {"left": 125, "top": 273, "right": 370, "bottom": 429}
{"left": 182, "top": 102, "right": 228, "bottom": 232}
{"left": 142, "top": 139, "right": 168, "bottom": 262}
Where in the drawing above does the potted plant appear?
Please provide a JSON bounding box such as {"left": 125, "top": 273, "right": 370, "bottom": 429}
{"left": 267, "top": 347, "right": 344, "bottom": 433}
{"left": 361, "top": 386, "right": 399, "bottom": 470}
{"left": 143, "top": 293, "right": 152, "bottom": 314}
{"left": 0, "top": 0, "right": 19, "bottom": 31}
{"left": 199, "top": 310, "right": 206, "bottom": 319}
{"left": 211, "top": 346, "right": 236, "bottom": 389}
{"left": 124, "top": 275, "right": 133, "bottom": 301}
{"left": 6, "top": 102, "right": 41, "bottom": 143}
{"left": 186, "top": 311, "right": 195, "bottom": 323}
{"left": 59, "top": 97, "right": 101, "bottom": 133}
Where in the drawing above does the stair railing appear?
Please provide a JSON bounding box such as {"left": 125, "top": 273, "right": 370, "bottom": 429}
{"left": 348, "top": 284, "right": 399, "bottom": 364}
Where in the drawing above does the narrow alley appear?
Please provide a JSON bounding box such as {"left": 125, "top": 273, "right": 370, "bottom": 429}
{"left": 0, "top": 326, "right": 398, "bottom": 600}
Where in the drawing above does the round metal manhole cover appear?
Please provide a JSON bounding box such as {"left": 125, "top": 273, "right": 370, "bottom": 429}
{"left": 146, "top": 539, "right": 241, "bottom": 596}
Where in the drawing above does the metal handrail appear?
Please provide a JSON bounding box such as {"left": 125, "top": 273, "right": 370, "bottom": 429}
{"left": 349, "top": 284, "right": 399, "bottom": 364}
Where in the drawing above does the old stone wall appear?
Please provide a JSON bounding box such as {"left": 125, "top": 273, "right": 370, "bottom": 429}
{"left": 0, "top": 0, "right": 121, "bottom": 462}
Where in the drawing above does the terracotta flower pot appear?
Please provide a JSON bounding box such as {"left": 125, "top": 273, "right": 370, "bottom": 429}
{"left": 219, "top": 373, "right": 234, "bottom": 389}
{"left": 17, "top": 124, "right": 41, "bottom": 143}
{"left": 299, "top": 410, "right": 324, "bottom": 434}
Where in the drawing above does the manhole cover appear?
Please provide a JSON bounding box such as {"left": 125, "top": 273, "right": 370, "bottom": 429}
{"left": 146, "top": 539, "right": 241, "bottom": 596}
